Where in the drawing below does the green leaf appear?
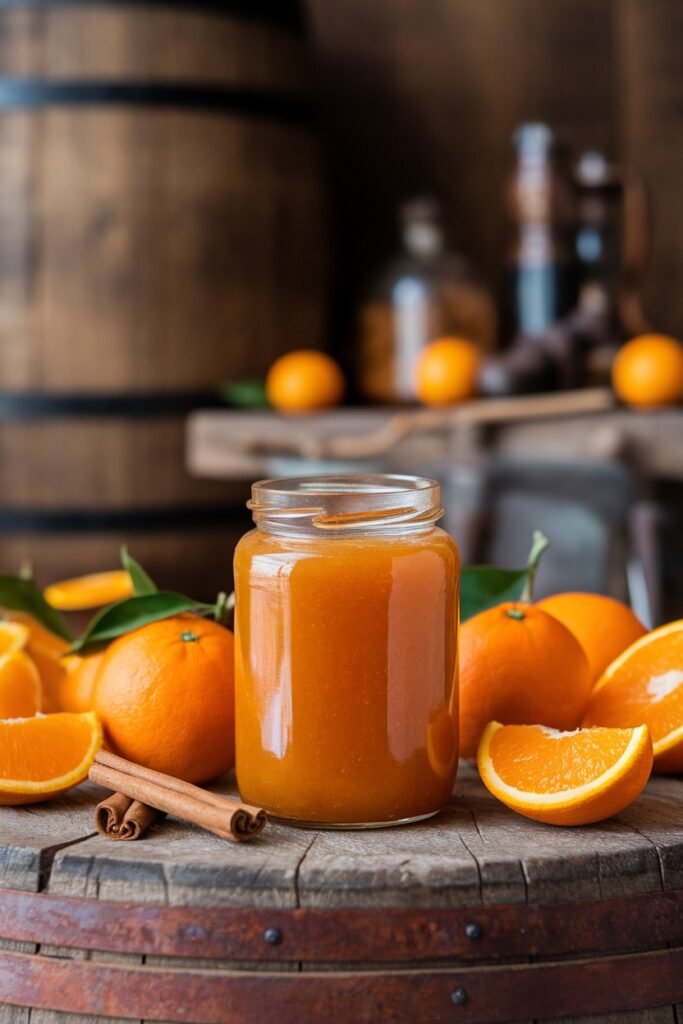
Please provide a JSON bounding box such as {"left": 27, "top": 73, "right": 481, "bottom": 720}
{"left": 69, "top": 592, "right": 216, "bottom": 654}
{"left": 0, "top": 575, "right": 73, "bottom": 641}
{"left": 460, "top": 566, "right": 528, "bottom": 622}
{"left": 120, "top": 547, "right": 158, "bottom": 596}
{"left": 460, "top": 531, "right": 550, "bottom": 622}
{"left": 218, "top": 379, "right": 269, "bottom": 409}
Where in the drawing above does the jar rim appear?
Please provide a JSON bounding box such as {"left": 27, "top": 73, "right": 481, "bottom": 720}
{"left": 248, "top": 474, "right": 443, "bottom": 534}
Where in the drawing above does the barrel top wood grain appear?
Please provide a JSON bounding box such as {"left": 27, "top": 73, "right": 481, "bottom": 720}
{"left": 2, "top": 769, "right": 682, "bottom": 910}
{"left": 1, "top": 770, "right": 682, "bottom": 1023}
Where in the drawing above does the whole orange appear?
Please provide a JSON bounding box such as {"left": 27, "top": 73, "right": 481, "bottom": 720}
{"left": 415, "top": 337, "right": 481, "bottom": 407}
{"left": 93, "top": 615, "right": 234, "bottom": 783}
{"left": 612, "top": 333, "right": 683, "bottom": 408}
{"left": 537, "top": 592, "right": 647, "bottom": 685}
{"left": 459, "top": 602, "right": 592, "bottom": 759}
{"left": 266, "top": 350, "right": 344, "bottom": 414}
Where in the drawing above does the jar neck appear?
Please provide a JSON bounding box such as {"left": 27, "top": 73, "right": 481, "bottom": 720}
{"left": 254, "top": 518, "right": 441, "bottom": 541}
{"left": 247, "top": 474, "right": 444, "bottom": 540}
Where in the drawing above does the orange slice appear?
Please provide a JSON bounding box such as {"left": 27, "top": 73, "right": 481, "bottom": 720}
{"left": 0, "top": 712, "right": 102, "bottom": 805}
{"left": 583, "top": 619, "right": 683, "bottom": 773}
{"left": 478, "top": 721, "right": 652, "bottom": 826}
{"left": 0, "top": 651, "right": 42, "bottom": 718}
{"left": 0, "top": 621, "right": 30, "bottom": 656}
{"left": 45, "top": 570, "right": 133, "bottom": 611}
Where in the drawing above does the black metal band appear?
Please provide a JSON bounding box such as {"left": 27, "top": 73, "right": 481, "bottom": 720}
{"left": 0, "top": 79, "right": 315, "bottom": 124}
{"left": 0, "top": 0, "right": 304, "bottom": 33}
{"left": 0, "top": 504, "right": 248, "bottom": 534}
{"left": 0, "top": 390, "right": 225, "bottom": 420}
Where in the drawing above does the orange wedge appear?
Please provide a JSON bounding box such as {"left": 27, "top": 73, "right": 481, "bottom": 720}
{"left": 0, "top": 651, "right": 42, "bottom": 718}
{"left": 0, "top": 712, "right": 102, "bottom": 805}
{"left": 7, "top": 613, "right": 69, "bottom": 713}
{"left": 478, "top": 721, "right": 652, "bottom": 826}
{"left": 0, "top": 621, "right": 30, "bottom": 656}
{"left": 583, "top": 619, "right": 683, "bottom": 773}
{"left": 45, "top": 570, "right": 133, "bottom": 611}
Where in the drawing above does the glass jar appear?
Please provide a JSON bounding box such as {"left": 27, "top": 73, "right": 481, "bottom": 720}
{"left": 233, "top": 474, "right": 460, "bottom": 828}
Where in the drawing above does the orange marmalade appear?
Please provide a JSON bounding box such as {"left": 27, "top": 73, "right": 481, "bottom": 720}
{"left": 234, "top": 475, "right": 459, "bottom": 827}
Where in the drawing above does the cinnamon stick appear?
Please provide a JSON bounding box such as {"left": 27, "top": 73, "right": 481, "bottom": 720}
{"left": 95, "top": 792, "right": 164, "bottom": 841}
{"left": 89, "top": 750, "right": 266, "bottom": 842}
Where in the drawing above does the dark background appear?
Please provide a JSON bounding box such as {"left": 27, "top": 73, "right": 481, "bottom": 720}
{"left": 307, "top": 0, "right": 683, "bottom": 351}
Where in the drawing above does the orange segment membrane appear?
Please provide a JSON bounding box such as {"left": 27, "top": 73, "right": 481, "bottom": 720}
{"left": 0, "top": 713, "right": 100, "bottom": 783}
{"left": 488, "top": 725, "right": 635, "bottom": 793}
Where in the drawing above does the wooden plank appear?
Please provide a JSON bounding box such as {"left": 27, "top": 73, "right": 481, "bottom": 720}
{"left": 187, "top": 400, "right": 683, "bottom": 486}
{"left": 0, "top": 785, "right": 101, "bottom": 1024}
{"left": 47, "top": 816, "right": 311, "bottom": 911}
{"left": 186, "top": 390, "right": 618, "bottom": 478}
{"left": 297, "top": 801, "right": 481, "bottom": 911}
{"left": 2, "top": 947, "right": 683, "bottom": 1024}
{"left": 495, "top": 409, "right": 683, "bottom": 481}
{"left": 615, "top": 777, "right": 683, "bottom": 892}
{"left": 0, "top": 784, "right": 100, "bottom": 895}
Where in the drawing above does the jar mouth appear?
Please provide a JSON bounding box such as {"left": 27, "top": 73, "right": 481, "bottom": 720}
{"left": 248, "top": 474, "right": 443, "bottom": 534}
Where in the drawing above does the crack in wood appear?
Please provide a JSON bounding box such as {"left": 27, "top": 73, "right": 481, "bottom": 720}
{"left": 38, "top": 834, "right": 99, "bottom": 894}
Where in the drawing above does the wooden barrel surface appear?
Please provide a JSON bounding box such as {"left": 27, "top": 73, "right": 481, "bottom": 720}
{"left": 1, "top": 767, "right": 682, "bottom": 1024}
{"left": 0, "top": 1, "right": 327, "bottom": 595}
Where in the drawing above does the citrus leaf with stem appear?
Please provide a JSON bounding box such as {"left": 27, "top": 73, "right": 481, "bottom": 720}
{"left": 460, "top": 530, "right": 550, "bottom": 622}
{"left": 69, "top": 593, "right": 217, "bottom": 654}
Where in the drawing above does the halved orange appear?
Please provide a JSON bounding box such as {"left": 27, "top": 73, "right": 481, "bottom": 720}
{"left": 0, "top": 712, "right": 102, "bottom": 805}
{"left": 583, "top": 619, "right": 683, "bottom": 773}
{"left": 45, "top": 570, "right": 133, "bottom": 611}
{"left": 0, "top": 651, "right": 42, "bottom": 718}
{"left": 478, "top": 721, "right": 652, "bottom": 826}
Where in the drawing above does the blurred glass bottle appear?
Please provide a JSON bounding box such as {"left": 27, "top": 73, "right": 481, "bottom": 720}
{"left": 575, "top": 152, "right": 651, "bottom": 380}
{"left": 505, "top": 123, "right": 578, "bottom": 339}
{"left": 479, "top": 144, "right": 651, "bottom": 396}
{"left": 356, "top": 197, "right": 497, "bottom": 403}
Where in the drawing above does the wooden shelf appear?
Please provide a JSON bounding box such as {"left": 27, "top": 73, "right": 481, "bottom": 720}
{"left": 186, "top": 389, "right": 683, "bottom": 482}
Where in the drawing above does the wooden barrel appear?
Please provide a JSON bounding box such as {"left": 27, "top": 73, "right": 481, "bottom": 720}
{"left": 0, "top": 1, "right": 328, "bottom": 596}
{"left": 1, "top": 767, "right": 682, "bottom": 1023}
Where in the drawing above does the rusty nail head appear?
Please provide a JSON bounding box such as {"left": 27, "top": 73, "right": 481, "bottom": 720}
{"left": 451, "top": 987, "right": 468, "bottom": 1006}
{"left": 264, "top": 927, "right": 282, "bottom": 945}
{"left": 465, "top": 922, "right": 483, "bottom": 940}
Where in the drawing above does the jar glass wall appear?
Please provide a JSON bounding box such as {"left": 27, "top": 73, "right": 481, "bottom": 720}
{"left": 234, "top": 475, "right": 460, "bottom": 827}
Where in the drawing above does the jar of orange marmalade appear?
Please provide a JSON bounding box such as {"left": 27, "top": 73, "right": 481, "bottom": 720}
{"left": 234, "top": 475, "right": 459, "bottom": 827}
